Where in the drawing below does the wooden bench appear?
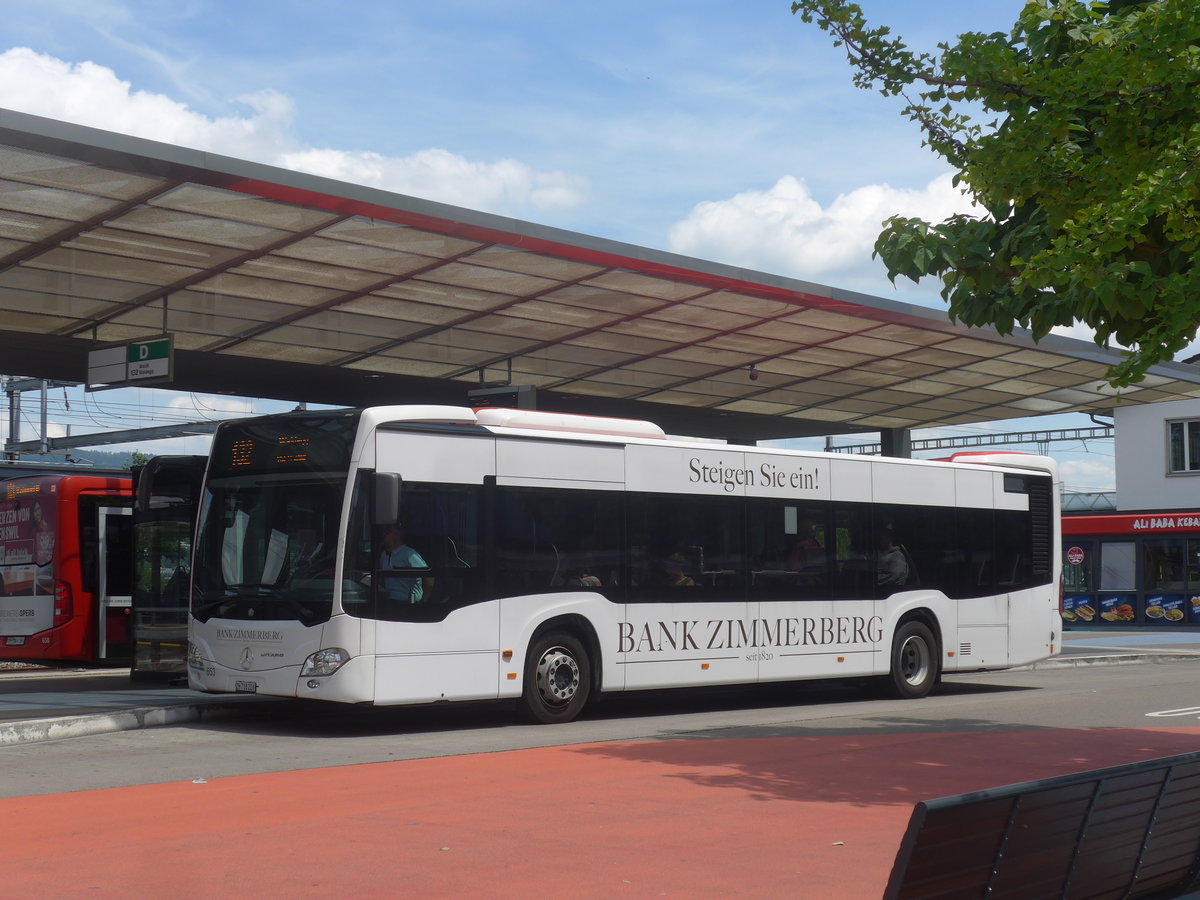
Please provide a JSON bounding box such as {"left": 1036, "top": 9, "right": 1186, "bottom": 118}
{"left": 885, "top": 750, "right": 1200, "bottom": 899}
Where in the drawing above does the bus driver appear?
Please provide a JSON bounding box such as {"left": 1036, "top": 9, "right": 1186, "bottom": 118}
{"left": 379, "top": 524, "right": 431, "bottom": 603}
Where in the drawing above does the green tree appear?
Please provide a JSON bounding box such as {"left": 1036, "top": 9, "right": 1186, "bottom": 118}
{"left": 793, "top": 0, "right": 1200, "bottom": 385}
{"left": 127, "top": 450, "right": 152, "bottom": 471}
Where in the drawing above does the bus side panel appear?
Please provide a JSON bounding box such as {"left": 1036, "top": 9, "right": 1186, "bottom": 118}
{"left": 946, "top": 624, "right": 1007, "bottom": 671}
{"left": 619, "top": 599, "right": 757, "bottom": 690}
{"left": 754, "top": 598, "right": 881, "bottom": 684}
{"left": 498, "top": 593, "right": 622, "bottom": 699}
{"left": 372, "top": 603, "right": 502, "bottom": 705}
{"left": 1008, "top": 587, "right": 1057, "bottom": 667}
{"left": 376, "top": 429, "right": 495, "bottom": 485}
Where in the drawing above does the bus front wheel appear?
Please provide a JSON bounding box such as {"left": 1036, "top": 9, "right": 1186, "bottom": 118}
{"left": 521, "top": 631, "right": 591, "bottom": 724}
{"left": 883, "top": 621, "right": 938, "bottom": 699}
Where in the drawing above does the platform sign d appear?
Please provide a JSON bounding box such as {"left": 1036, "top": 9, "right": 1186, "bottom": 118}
{"left": 127, "top": 338, "right": 172, "bottom": 382}
{"left": 87, "top": 334, "right": 174, "bottom": 390}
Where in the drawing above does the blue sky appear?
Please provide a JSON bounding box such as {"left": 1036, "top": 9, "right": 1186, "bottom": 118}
{"left": 0, "top": 1, "right": 1122, "bottom": 490}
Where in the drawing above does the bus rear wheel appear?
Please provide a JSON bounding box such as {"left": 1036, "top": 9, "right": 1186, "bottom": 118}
{"left": 521, "top": 631, "right": 591, "bottom": 724}
{"left": 883, "top": 621, "right": 938, "bottom": 699}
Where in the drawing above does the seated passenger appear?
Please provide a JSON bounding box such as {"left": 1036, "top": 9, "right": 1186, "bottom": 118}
{"left": 564, "top": 569, "right": 602, "bottom": 588}
{"left": 876, "top": 526, "right": 909, "bottom": 589}
{"left": 662, "top": 552, "right": 696, "bottom": 587}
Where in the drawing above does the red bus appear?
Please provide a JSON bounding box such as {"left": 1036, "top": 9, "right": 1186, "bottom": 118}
{"left": 0, "top": 473, "right": 135, "bottom": 663}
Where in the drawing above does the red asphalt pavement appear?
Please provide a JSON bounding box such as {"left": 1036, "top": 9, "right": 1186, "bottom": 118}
{"left": 8, "top": 726, "right": 1200, "bottom": 898}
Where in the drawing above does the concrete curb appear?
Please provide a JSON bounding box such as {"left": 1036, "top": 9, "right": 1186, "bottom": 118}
{"left": 1017, "top": 652, "right": 1200, "bottom": 671}
{"left": 0, "top": 699, "right": 268, "bottom": 746}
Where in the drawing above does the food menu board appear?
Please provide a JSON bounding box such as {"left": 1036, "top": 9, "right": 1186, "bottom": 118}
{"left": 1062, "top": 595, "right": 1096, "bottom": 624}
{"left": 1144, "top": 595, "right": 1187, "bottom": 623}
{"left": 1097, "top": 595, "right": 1136, "bottom": 624}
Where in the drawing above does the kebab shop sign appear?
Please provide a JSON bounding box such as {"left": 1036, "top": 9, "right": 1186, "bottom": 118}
{"left": 1132, "top": 515, "right": 1200, "bottom": 532}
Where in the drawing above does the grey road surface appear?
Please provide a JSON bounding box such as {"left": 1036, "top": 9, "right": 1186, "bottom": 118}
{"left": 3, "top": 660, "right": 1199, "bottom": 799}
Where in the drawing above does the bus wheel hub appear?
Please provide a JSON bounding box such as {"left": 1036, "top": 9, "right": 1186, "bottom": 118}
{"left": 536, "top": 649, "right": 579, "bottom": 703}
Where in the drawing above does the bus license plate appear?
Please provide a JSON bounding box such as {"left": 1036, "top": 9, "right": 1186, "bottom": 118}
{"left": 234, "top": 680, "right": 258, "bottom": 693}
{"left": 5, "top": 637, "right": 25, "bottom": 646}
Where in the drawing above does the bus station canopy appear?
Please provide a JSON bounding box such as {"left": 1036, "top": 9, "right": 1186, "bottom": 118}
{"left": 1, "top": 108, "right": 1199, "bottom": 442}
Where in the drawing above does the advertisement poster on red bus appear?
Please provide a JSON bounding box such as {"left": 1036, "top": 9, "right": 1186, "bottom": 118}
{"left": 0, "top": 479, "right": 57, "bottom": 639}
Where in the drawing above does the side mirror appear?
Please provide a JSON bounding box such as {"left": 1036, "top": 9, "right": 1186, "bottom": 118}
{"left": 134, "top": 467, "right": 151, "bottom": 515}
{"left": 374, "top": 472, "right": 401, "bottom": 525}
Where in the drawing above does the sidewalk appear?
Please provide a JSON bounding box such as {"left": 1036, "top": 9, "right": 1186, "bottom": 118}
{"left": 2, "top": 628, "right": 1199, "bottom": 746}
{"left": 1049, "top": 627, "right": 1200, "bottom": 666}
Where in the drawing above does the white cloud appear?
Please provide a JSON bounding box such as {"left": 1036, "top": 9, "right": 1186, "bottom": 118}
{"left": 0, "top": 48, "right": 296, "bottom": 159}
{"left": 281, "top": 147, "right": 587, "bottom": 212}
{"left": 0, "top": 47, "right": 586, "bottom": 217}
{"left": 667, "top": 173, "right": 976, "bottom": 294}
{"left": 1059, "top": 457, "right": 1115, "bottom": 492}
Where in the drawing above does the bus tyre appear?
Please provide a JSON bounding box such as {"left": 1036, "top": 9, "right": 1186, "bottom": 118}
{"left": 884, "top": 621, "right": 938, "bottom": 699}
{"left": 521, "top": 631, "right": 591, "bottom": 724}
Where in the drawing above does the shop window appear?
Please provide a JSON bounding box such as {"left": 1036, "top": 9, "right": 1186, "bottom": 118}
{"left": 1168, "top": 420, "right": 1200, "bottom": 473}
{"left": 1099, "top": 541, "right": 1136, "bottom": 591}
{"left": 1188, "top": 540, "right": 1200, "bottom": 590}
{"left": 1144, "top": 539, "right": 1186, "bottom": 592}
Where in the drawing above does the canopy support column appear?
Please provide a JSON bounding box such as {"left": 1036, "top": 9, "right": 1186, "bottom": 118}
{"left": 881, "top": 428, "right": 912, "bottom": 459}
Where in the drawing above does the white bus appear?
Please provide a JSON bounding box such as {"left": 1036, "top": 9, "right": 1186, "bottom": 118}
{"left": 187, "top": 406, "right": 1062, "bottom": 723}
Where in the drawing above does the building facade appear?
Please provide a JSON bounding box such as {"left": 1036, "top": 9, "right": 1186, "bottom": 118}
{"left": 1062, "top": 398, "right": 1200, "bottom": 626}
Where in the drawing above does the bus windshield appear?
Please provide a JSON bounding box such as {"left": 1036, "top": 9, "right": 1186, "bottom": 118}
{"left": 190, "top": 411, "right": 359, "bottom": 625}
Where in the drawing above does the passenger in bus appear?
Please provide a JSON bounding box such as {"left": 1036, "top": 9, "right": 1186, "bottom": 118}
{"left": 877, "top": 526, "right": 909, "bottom": 588}
{"left": 786, "top": 520, "right": 822, "bottom": 569}
{"left": 379, "top": 524, "right": 431, "bottom": 603}
{"left": 564, "top": 569, "right": 602, "bottom": 588}
{"left": 786, "top": 520, "right": 825, "bottom": 586}
{"left": 662, "top": 552, "right": 696, "bottom": 587}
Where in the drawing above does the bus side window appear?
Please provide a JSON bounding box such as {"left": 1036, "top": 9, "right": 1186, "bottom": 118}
{"left": 996, "top": 509, "right": 1034, "bottom": 590}
{"left": 628, "top": 493, "right": 745, "bottom": 601}
{"left": 370, "top": 483, "right": 484, "bottom": 616}
{"left": 494, "top": 486, "right": 622, "bottom": 601}
{"left": 831, "top": 503, "right": 872, "bottom": 599}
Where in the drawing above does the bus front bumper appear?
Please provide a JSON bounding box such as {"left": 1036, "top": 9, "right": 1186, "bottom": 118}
{"left": 189, "top": 653, "right": 373, "bottom": 702}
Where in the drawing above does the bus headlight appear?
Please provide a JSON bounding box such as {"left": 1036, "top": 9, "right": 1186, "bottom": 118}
{"left": 301, "top": 648, "right": 350, "bottom": 676}
{"left": 187, "top": 641, "right": 204, "bottom": 671}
